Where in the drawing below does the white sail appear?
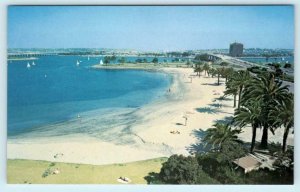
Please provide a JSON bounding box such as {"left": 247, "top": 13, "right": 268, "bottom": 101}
{"left": 100, "top": 59, "right": 103, "bottom": 65}
{"left": 88, "top": 56, "right": 90, "bottom": 61}
{"left": 27, "top": 62, "right": 31, "bottom": 68}
{"left": 32, "top": 61, "right": 35, "bottom": 66}
{"left": 76, "top": 60, "right": 80, "bottom": 66}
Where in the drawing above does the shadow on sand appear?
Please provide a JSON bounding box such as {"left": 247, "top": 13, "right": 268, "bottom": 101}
{"left": 186, "top": 129, "right": 211, "bottom": 154}
{"left": 195, "top": 107, "right": 221, "bottom": 114}
{"left": 213, "top": 116, "right": 234, "bottom": 125}
{"left": 201, "top": 83, "right": 220, "bottom": 86}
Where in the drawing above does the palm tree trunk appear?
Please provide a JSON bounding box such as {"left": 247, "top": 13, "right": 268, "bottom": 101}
{"left": 260, "top": 125, "right": 268, "bottom": 149}
{"left": 282, "top": 126, "right": 290, "bottom": 153}
{"left": 233, "top": 94, "right": 237, "bottom": 108}
{"left": 237, "top": 86, "right": 243, "bottom": 109}
{"left": 217, "top": 74, "right": 220, "bottom": 85}
{"left": 250, "top": 124, "right": 257, "bottom": 153}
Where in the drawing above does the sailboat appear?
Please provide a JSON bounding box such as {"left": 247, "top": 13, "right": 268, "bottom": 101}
{"left": 100, "top": 59, "right": 103, "bottom": 65}
{"left": 32, "top": 61, "right": 36, "bottom": 66}
{"left": 88, "top": 56, "right": 90, "bottom": 61}
{"left": 27, "top": 62, "right": 31, "bottom": 68}
{"left": 76, "top": 60, "right": 80, "bottom": 66}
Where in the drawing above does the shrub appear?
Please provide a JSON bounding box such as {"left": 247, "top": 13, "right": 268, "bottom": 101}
{"left": 284, "top": 63, "right": 292, "bottom": 68}
{"left": 158, "top": 155, "right": 218, "bottom": 184}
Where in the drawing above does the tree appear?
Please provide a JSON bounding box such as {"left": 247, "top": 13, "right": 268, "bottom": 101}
{"left": 182, "top": 52, "right": 191, "bottom": 57}
{"left": 284, "top": 63, "right": 292, "bottom": 68}
{"left": 220, "top": 62, "right": 229, "bottom": 67}
{"left": 158, "top": 155, "right": 218, "bottom": 184}
{"left": 242, "top": 72, "right": 290, "bottom": 148}
{"left": 194, "top": 66, "right": 204, "bottom": 77}
{"left": 203, "top": 63, "right": 210, "bottom": 76}
{"left": 118, "top": 57, "right": 126, "bottom": 64}
{"left": 110, "top": 55, "right": 117, "bottom": 62}
{"left": 234, "top": 100, "right": 263, "bottom": 153}
{"left": 223, "top": 67, "right": 234, "bottom": 83}
{"left": 269, "top": 93, "right": 294, "bottom": 152}
{"left": 203, "top": 123, "right": 243, "bottom": 152}
{"left": 224, "top": 73, "right": 239, "bottom": 108}
{"left": 103, "top": 56, "right": 110, "bottom": 65}
{"left": 195, "top": 54, "right": 208, "bottom": 62}
{"left": 208, "top": 68, "right": 217, "bottom": 78}
{"left": 186, "top": 60, "right": 191, "bottom": 67}
{"left": 152, "top": 57, "right": 158, "bottom": 63}
{"left": 215, "top": 67, "right": 224, "bottom": 85}
{"left": 231, "top": 70, "right": 250, "bottom": 109}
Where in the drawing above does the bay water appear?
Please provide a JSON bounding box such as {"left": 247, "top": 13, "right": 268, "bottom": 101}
{"left": 8, "top": 56, "right": 172, "bottom": 137}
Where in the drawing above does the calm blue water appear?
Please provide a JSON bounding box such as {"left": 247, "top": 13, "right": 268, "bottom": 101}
{"left": 8, "top": 56, "right": 172, "bottom": 136}
{"left": 239, "top": 56, "right": 294, "bottom": 66}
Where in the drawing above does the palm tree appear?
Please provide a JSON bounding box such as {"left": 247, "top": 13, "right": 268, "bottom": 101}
{"left": 215, "top": 67, "right": 224, "bottom": 85}
{"left": 203, "top": 123, "right": 243, "bottom": 152}
{"left": 220, "top": 61, "right": 229, "bottom": 67}
{"left": 224, "top": 74, "right": 239, "bottom": 108}
{"left": 231, "top": 70, "right": 250, "bottom": 109}
{"left": 208, "top": 68, "right": 216, "bottom": 78}
{"left": 234, "top": 100, "right": 262, "bottom": 153}
{"left": 269, "top": 93, "right": 294, "bottom": 153}
{"left": 194, "top": 67, "right": 203, "bottom": 77}
{"left": 203, "top": 63, "right": 210, "bottom": 76}
{"left": 242, "top": 72, "right": 290, "bottom": 148}
{"left": 223, "top": 67, "right": 234, "bottom": 83}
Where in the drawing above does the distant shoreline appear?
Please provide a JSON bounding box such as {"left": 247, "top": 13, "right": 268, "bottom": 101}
{"left": 8, "top": 57, "right": 38, "bottom": 61}
{"left": 91, "top": 62, "right": 190, "bottom": 70}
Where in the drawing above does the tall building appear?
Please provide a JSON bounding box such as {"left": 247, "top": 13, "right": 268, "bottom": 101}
{"left": 229, "top": 42, "right": 243, "bottom": 57}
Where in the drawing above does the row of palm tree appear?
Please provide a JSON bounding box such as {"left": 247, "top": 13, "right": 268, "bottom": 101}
{"left": 232, "top": 72, "right": 293, "bottom": 152}
{"left": 193, "top": 63, "right": 235, "bottom": 86}
{"left": 197, "top": 64, "right": 294, "bottom": 154}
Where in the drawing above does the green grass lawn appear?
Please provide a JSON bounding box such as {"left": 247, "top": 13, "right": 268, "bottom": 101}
{"left": 7, "top": 158, "right": 167, "bottom": 184}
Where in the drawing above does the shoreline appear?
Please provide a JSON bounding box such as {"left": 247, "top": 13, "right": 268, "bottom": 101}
{"left": 8, "top": 57, "right": 39, "bottom": 61}
{"left": 7, "top": 66, "right": 292, "bottom": 165}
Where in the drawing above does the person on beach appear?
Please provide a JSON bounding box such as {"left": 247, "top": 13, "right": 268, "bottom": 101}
{"left": 183, "top": 115, "right": 188, "bottom": 126}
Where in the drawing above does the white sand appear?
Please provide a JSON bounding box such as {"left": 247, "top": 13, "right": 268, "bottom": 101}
{"left": 7, "top": 67, "right": 293, "bottom": 165}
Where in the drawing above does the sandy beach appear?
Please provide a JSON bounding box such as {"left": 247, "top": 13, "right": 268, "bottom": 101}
{"left": 7, "top": 67, "right": 293, "bottom": 165}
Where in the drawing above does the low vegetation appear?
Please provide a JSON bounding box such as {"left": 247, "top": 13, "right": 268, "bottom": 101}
{"left": 145, "top": 145, "right": 293, "bottom": 184}
{"left": 247, "top": 65, "right": 294, "bottom": 83}
{"left": 7, "top": 158, "right": 167, "bottom": 184}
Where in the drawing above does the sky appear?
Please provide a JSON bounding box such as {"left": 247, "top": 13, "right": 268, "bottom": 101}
{"left": 8, "top": 6, "right": 294, "bottom": 51}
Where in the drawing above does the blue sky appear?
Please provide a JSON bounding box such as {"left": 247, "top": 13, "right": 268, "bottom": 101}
{"left": 8, "top": 6, "right": 294, "bottom": 50}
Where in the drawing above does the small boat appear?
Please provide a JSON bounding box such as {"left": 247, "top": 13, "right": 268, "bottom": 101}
{"left": 76, "top": 60, "right": 80, "bottom": 66}
{"left": 100, "top": 59, "right": 103, "bottom": 65}
{"left": 32, "top": 61, "right": 36, "bottom": 66}
{"left": 44, "top": 74, "right": 47, "bottom": 78}
{"left": 27, "top": 62, "right": 31, "bottom": 68}
{"left": 88, "top": 56, "right": 90, "bottom": 61}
